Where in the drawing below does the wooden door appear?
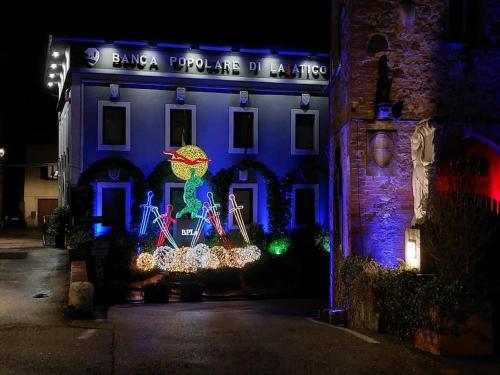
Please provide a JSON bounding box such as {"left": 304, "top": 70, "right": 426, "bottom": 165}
{"left": 37, "top": 199, "right": 58, "bottom": 227}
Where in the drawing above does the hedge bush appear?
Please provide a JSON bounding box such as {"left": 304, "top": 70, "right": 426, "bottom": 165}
{"left": 336, "top": 255, "right": 488, "bottom": 339}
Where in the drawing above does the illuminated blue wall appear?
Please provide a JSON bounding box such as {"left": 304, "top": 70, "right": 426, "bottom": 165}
{"left": 81, "top": 83, "right": 329, "bottom": 232}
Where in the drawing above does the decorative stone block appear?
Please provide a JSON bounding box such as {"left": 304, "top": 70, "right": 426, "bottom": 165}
{"left": 68, "top": 281, "right": 94, "bottom": 315}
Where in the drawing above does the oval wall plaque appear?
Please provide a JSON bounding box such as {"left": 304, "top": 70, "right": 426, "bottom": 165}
{"left": 370, "top": 133, "right": 394, "bottom": 168}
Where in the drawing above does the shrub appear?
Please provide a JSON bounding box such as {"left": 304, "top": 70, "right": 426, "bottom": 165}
{"left": 336, "top": 255, "right": 488, "bottom": 338}
{"left": 375, "top": 268, "right": 426, "bottom": 337}
{"left": 101, "top": 231, "right": 136, "bottom": 283}
{"left": 336, "top": 256, "right": 381, "bottom": 328}
{"left": 47, "top": 206, "right": 71, "bottom": 247}
{"left": 314, "top": 228, "right": 331, "bottom": 252}
{"left": 67, "top": 229, "right": 94, "bottom": 249}
{"left": 197, "top": 268, "right": 241, "bottom": 292}
{"left": 95, "top": 280, "right": 129, "bottom": 305}
{"left": 421, "top": 191, "right": 500, "bottom": 281}
{"left": 179, "top": 282, "right": 203, "bottom": 302}
{"left": 268, "top": 238, "right": 290, "bottom": 256}
{"left": 247, "top": 224, "right": 269, "bottom": 250}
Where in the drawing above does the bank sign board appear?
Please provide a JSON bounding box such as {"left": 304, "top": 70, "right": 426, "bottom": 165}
{"left": 74, "top": 46, "right": 329, "bottom": 84}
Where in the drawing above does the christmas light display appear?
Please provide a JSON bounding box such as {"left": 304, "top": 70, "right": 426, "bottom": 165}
{"left": 152, "top": 205, "right": 179, "bottom": 250}
{"left": 139, "top": 191, "right": 154, "bottom": 236}
{"left": 156, "top": 204, "right": 177, "bottom": 247}
{"left": 136, "top": 252, "right": 156, "bottom": 271}
{"left": 186, "top": 243, "right": 210, "bottom": 269}
{"left": 175, "top": 167, "right": 205, "bottom": 219}
{"left": 153, "top": 246, "right": 177, "bottom": 271}
{"left": 135, "top": 145, "right": 261, "bottom": 273}
{"left": 229, "top": 193, "right": 250, "bottom": 244}
{"left": 205, "top": 192, "right": 232, "bottom": 248}
{"left": 206, "top": 192, "right": 225, "bottom": 236}
{"left": 234, "top": 245, "right": 261, "bottom": 267}
{"left": 151, "top": 244, "right": 261, "bottom": 272}
{"left": 191, "top": 205, "right": 209, "bottom": 248}
{"left": 164, "top": 145, "right": 210, "bottom": 181}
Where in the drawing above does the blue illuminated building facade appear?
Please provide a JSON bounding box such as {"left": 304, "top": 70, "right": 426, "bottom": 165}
{"left": 45, "top": 36, "right": 330, "bottom": 235}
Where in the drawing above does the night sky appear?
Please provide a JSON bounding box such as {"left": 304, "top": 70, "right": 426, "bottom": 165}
{"left": 0, "top": 4, "right": 331, "bottom": 216}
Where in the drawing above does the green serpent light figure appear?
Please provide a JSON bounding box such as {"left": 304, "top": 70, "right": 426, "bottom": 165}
{"left": 176, "top": 168, "right": 204, "bottom": 219}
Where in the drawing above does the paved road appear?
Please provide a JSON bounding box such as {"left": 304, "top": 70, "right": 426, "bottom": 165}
{"left": 1, "top": 237, "right": 500, "bottom": 374}
{"left": 0, "top": 243, "right": 67, "bottom": 326}
{"left": 106, "top": 300, "right": 500, "bottom": 375}
{"left": 0, "top": 239, "right": 112, "bottom": 375}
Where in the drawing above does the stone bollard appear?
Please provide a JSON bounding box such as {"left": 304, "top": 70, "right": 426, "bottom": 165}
{"left": 68, "top": 282, "right": 94, "bottom": 316}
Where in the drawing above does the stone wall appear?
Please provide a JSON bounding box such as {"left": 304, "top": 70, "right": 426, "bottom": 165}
{"left": 331, "top": 0, "right": 500, "bottom": 263}
{"left": 347, "top": 0, "right": 500, "bottom": 122}
{"left": 346, "top": 120, "right": 414, "bottom": 265}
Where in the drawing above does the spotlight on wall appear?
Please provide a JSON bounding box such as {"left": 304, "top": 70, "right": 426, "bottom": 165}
{"left": 399, "top": 0, "right": 416, "bottom": 28}
{"left": 405, "top": 228, "right": 421, "bottom": 270}
{"left": 50, "top": 63, "right": 57, "bottom": 70}
{"left": 48, "top": 73, "right": 55, "bottom": 79}
{"left": 176, "top": 87, "right": 186, "bottom": 104}
{"left": 0, "top": 148, "right": 5, "bottom": 159}
{"left": 47, "top": 82, "right": 54, "bottom": 88}
{"left": 301, "top": 93, "right": 311, "bottom": 109}
{"left": 240, "top": 90, "right": 249, "bottom": 106}
{"left": 51, "top": 51, "right": 60, "bottom": 58}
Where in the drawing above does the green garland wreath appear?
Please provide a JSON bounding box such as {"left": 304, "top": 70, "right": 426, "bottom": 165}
{"left": 146, "top": 160, "right": 177, "bottom": 206}
{"left": 78, "top": 157, "right": 147, "bottom": 226}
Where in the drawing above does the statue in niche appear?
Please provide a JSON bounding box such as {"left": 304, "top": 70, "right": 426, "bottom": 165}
{"left": 411, "top": 119, "right": 435, "bottom": 226}
{"left": 375, "top": 55, "right": 392, "bottom": 104}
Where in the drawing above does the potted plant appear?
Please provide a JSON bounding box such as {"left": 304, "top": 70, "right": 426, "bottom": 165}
{"left": 143, "top": 278, "right": 170, "bottom": 303}
{"left": 67, "top": 229, "right": 94, "bottom": 261}
{"left": 48, "top": 206, "right": 71, "bottom": 248}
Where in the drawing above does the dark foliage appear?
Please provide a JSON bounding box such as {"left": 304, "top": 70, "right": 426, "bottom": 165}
{"left": 78, "top": 157, "right": 147, "bottom": 226}
{"left": 143, "top": 278, "right": 170, "bottom": 303}
{"left": 209, "top": 159, "right": 289, "bottom": 235}
{"left": 336, "top": 255, "right": 490, "bottom": 339}
{"left": 146, "top": 160, "right": 178, "bottom": 206}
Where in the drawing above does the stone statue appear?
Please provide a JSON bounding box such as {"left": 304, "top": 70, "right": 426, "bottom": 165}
{"left": 411, "top": 119, "right": 435, "bottom": 226}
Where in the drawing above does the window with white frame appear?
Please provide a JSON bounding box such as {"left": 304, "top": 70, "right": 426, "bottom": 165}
{"left": 229, "top": 183, "right": 258, "bottom": 228}
{"left": 98, "top": 101, "right": 131, "bottom": 151}
{"left": 291, "top": 109, "right": 319, "bottom": 155}
{"left": 229, "top": 107, "right": 258, "bottom": 154}
{"left": 292, "top": 184, "right": 319, "bottom": 227}
{"left": 165, "top": 104, "right": 196, "bottom": 149}
{"left": 164, "top": 182, "right": 185, "bottom": 216}
{"left": 95, "top": 182, "right": 131, "bottom": 233}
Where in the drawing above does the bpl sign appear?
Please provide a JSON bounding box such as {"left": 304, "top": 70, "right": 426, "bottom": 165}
{"left": 174, "top": 219, "right": 204, "bottom": 247}
{"left": 181, "top": 229, "right": 198, "bottom": 236}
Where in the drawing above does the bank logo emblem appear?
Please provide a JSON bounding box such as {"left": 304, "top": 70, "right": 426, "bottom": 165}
{"left": 84, "top": 48, "right": 100, "bottom": 67}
